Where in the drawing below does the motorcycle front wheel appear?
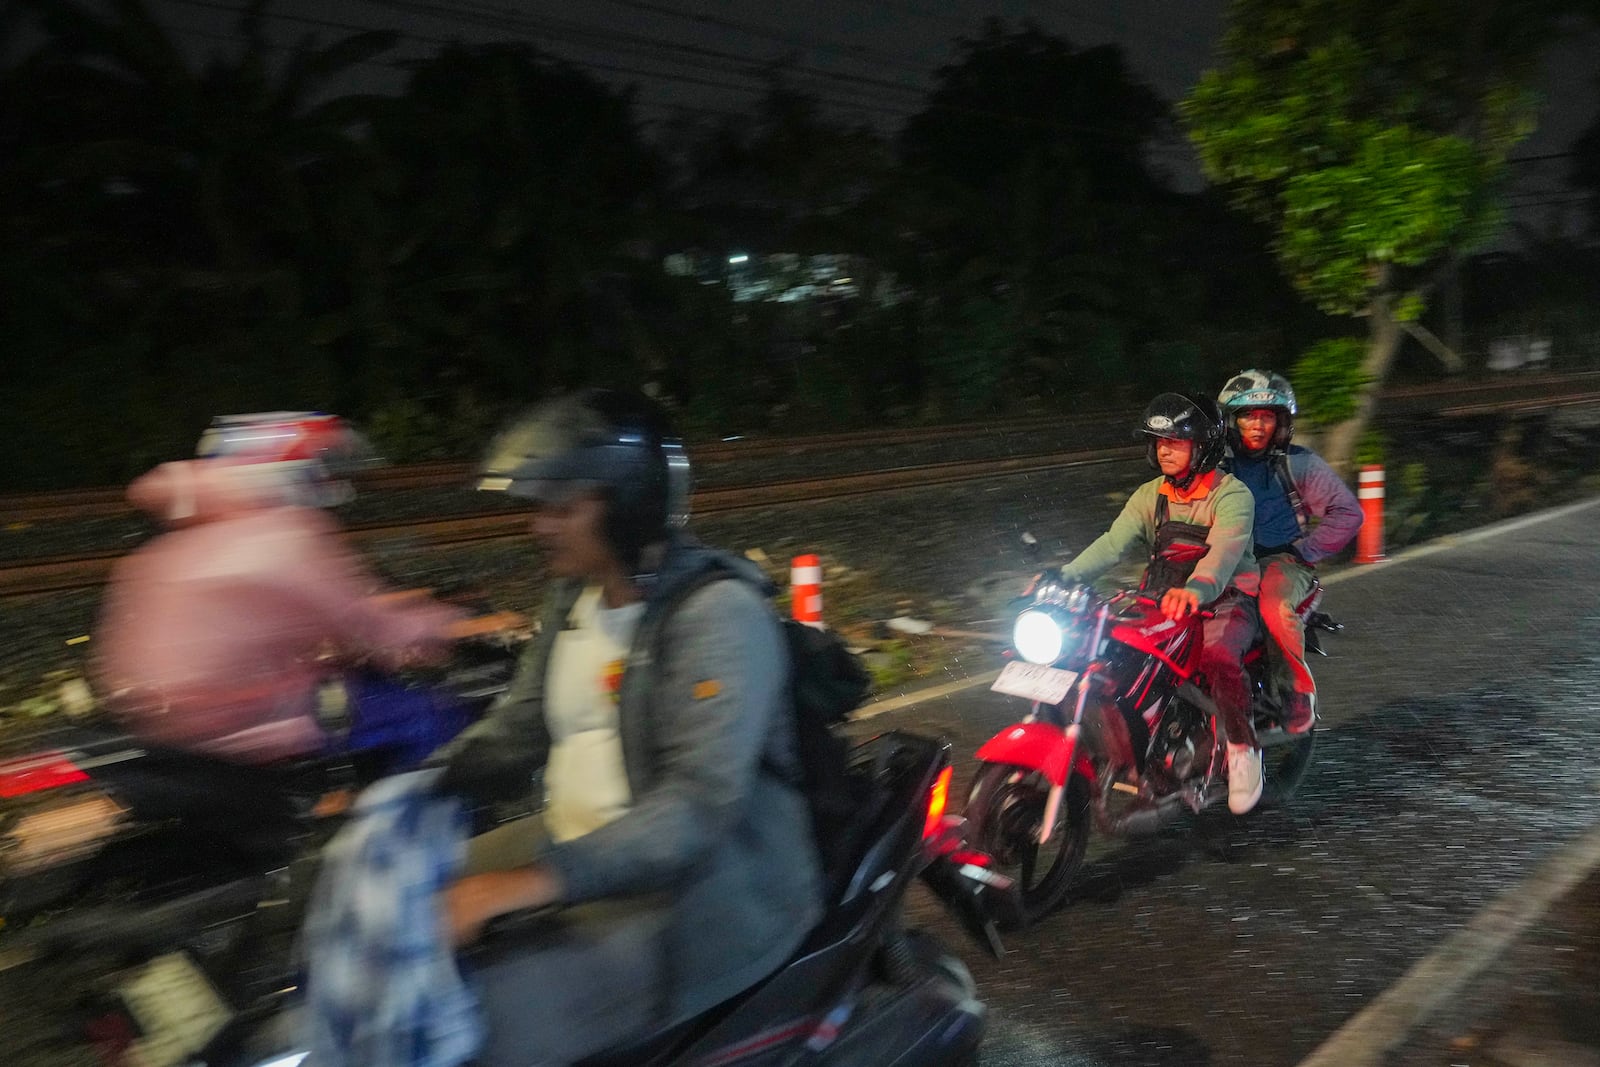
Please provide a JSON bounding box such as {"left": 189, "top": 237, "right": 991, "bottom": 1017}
{"left": 965, "top": 763, "right": 1091, "bottom": 927}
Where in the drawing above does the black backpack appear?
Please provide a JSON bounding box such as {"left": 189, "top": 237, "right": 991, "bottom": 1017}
{"left": 778, "top": 616, "right": 873, "bottom": 833}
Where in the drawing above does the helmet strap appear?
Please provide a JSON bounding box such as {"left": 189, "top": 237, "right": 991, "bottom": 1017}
{"left": 629, "top": 540, "right": 669, "bottom": 587}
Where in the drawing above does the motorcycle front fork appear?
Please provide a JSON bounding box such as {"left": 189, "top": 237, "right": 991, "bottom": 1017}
{"left": 1033, "top": 662, "right": 1106, "bottom": 846}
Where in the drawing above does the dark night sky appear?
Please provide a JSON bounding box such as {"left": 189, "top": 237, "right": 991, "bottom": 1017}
{"left": 87, "top": 2, "right": 1600, "bottom": 225}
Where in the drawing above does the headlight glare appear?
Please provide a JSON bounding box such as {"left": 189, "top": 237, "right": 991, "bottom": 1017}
{"left": 1013, "top": 609, "right": 1066, "bottom": 664}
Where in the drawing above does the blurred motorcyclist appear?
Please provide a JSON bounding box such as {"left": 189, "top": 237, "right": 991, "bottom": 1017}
{"left": 1217, "top": 370, "right": 1363, "bottom": 734}
{"left": 95, "top": 413, "right": 470, "bottom": 765}
{"left": 1047, "top": 393, "right": 1266, "bottom": 815}
{"left": 430, "top": 388, "right": 823, "bottom": 1066}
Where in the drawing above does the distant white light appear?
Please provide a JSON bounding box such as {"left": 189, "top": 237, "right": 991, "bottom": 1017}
{"left": 728, "top": 253, "right": 749, "bottom": 265}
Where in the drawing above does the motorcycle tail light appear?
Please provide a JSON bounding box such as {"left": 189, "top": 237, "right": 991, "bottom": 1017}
{"left": 922, "top": 765, "right": 953, "bottom": 839}
{"left": 0, "top": 750, "right": 90, "bottom": 798}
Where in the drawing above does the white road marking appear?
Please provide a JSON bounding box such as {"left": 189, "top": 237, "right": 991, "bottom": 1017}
{"left": 854, "top": 669, "right": 1002, "bottom": 719}
{"left": 1295, "top": 820, "right": 1600, "bottom": 1066}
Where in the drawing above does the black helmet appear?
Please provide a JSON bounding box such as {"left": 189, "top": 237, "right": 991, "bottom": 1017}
{"left": 1217, "top": 368, "right": 1297, "bottom": 453}
{"left": 1135, "top": 392, "right": 1226, "bottom": 489}
{"left": 478, "top": 389, "right": 692, "bottom": 574}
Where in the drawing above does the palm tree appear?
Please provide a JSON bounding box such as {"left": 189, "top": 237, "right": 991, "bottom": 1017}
{"left": 4, "top": 0, "right": 397, "bottom": 485}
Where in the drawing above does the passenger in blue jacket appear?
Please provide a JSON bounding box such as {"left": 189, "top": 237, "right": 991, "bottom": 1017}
{"left": 1217, "top": 370, "right": 1364, "bottom": 734}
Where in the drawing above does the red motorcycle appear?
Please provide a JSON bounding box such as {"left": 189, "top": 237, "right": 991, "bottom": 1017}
{"left": 964, "top": 569, "right": 1337, "bottom": 925}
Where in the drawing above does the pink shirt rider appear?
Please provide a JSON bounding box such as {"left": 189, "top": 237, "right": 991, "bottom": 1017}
{"left": 95, "top": 459, "right": 463, "bottom": 763}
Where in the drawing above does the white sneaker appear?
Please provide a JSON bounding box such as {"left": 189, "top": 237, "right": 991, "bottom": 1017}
{"left": 1227, "top": 744, "right": 1264, "bottom": 815}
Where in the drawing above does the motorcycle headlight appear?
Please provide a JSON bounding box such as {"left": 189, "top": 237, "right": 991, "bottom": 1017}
{"left": 1013, "top": 609, "right": 1068, "bottom": 665}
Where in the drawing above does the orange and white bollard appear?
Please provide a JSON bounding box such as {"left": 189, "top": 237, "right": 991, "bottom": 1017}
{"left": 790, "top": 553, "right": 825, "bottom": 629}
{"left": 1355, "top": 465, "right": 1386, "bottom": 564}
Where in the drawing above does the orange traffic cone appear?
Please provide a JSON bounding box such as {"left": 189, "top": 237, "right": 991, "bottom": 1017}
{"left": 791, "top": 554, "right": 824, "bottom": 629}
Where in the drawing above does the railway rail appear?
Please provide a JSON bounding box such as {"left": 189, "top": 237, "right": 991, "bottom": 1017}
{"left": 5, "top": 371, "right": 1596, "bottom": 523}
{"left": 0, "top": 444, "right": 1144, "bottom": 598}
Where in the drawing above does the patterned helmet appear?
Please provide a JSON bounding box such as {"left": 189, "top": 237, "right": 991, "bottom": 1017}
{"left": 195, "top": 412, "right": 381, "bottom": 507}
{"left": 1217, "top": 369, "right": 1296, "bottom": 452}
{"left": 1135, "top": 392, "right": 1227, "bottom": 489}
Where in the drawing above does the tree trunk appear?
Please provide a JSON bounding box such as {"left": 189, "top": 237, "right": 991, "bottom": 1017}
{"left": 1321, "top": 293, "right": 1404, "bottom": 477}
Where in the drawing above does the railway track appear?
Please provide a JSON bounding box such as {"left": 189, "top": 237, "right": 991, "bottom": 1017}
{"left": 0, "top": 444, "right": 1144, "bottom": 598}
{"left": 0, "top": 413, "right": 1091, "bottom": 522}
{"left": 5, "top": 371, "right": 1596, "bottom": 523}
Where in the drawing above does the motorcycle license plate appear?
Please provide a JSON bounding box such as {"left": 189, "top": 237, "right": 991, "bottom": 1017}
{"left": 991, "top": 661, "right": 1078, "bottom": 705}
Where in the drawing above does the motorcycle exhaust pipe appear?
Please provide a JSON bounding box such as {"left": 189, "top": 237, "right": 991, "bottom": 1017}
{"left": 1107, "top": 794, "right": 1186, "bottom": 837}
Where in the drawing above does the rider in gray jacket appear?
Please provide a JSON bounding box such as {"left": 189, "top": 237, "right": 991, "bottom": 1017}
{"left": 1217, "top": 370, "right": 1363, "bottom": 734}
{"left": 436, "top": 390, "right": 822, "bottom": 1065}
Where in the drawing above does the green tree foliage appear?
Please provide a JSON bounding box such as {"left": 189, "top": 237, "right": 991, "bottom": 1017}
{"left": 896, "top": 20, "right": 1308, "bottom": 410}
{"left": 1574, "top": 98, "right": 1600, "bottom": 236}
{"left": 4, "top": 0, "right": 397, "bottom": 486}
{"left": 895, "top": 22, "right": 1169, "bottom": 408}
{"left": 668, "top": 78, "right": 891, "bottom": 254}
{"left": 322, "top": 43, "right": 662, "bottom": 457}
{"left": 658, "top": 80, "right": 903, "bottom": 428}
{"left": 3, "top": 7, "right": 1332, "bottom": 487}
{"left": 1291, "top": 337, "right": 1369, "bottom": 425}
{"left": 1183, "top": 0, "right": 1585, "bottom": 470}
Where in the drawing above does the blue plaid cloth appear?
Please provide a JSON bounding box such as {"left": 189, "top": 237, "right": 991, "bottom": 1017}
{"left": 302, "top": 769, "right": 484, "bottom": 1067}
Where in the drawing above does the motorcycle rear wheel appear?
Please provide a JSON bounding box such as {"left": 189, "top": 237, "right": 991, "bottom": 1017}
{"left": 965, "top": 763, "right": 1091, "bottom": 927}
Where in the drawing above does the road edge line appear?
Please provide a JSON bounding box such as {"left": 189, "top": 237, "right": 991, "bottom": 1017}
{"left": 1319, "top": 492, "right": 1600, "bottom": 586}
{"left": 854, "top": 669, "right": 1002, "bottom": 720}
{"left": 1295, "top": 820, "right": 1600, "bottom": 1066}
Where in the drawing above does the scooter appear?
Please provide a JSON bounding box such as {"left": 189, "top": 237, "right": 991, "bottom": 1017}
{"left": 74, "top": 731, "right": 1018, "bottom": 1067}
{"left": 0, "top": 633, "right": 522, "bottom": 927}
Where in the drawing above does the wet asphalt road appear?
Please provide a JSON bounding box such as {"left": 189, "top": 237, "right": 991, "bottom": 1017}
{"left": 850, "top": 499, "right": 1600, "bottom": 1067}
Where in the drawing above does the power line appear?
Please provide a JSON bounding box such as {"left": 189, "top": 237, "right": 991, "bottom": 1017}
{"left": 156, "top": 0, "right": 888, "bottom": 114}
{"left": 159, "top": 0, "right": 1173, "bottom": 146}
{"left": 351, "top": 0, "right": 932, "bottom": 102}
{"left": 1504, "top": 195, "right": 1594, "bottom": 206}
{"left": 853, "top": 0, "right": 1217, "bottom": 66}
{"left": 586, "top": 0, "right": 935, "bottom": 79}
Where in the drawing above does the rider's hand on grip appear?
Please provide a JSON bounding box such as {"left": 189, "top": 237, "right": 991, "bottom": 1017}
{"left": 1159, "top": 587, "right": 1201, "bottom": 621}
{"left": 445, "top": 612, "right": 528, "bottom": 640}
{"left": 444, "top": 865, "right": 564, "bottom": 948}
{"left": 1018, "top": 566, "right": 1064, "bottom": 599}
